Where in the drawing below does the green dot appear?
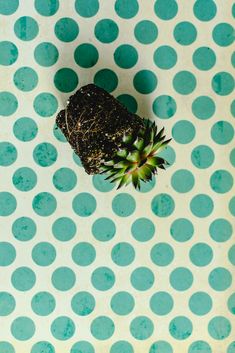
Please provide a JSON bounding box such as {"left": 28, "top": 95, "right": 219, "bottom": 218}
{"left": 53, "top": 123, "right": 67, "bottom": 143}
{"left": 55, "top": 17, "right": 79, "bottom": 42}
{"left": 74, "top": 43, "right": 98, "bottom": 68}
{"left": 13, "top": 66, "right": 38, "bottom": 91}
{"left": 52, "top": 267, "right": 76, "bottom": 291}
{"left": 154, "top": 0, "right": 178, "bottom": 20}
{"left": 231, "top": 148, "right": 235, "bottom": 167}
{"left": 212, "top": 72, "right": 234, "bottom": 96}
{"left": 229, "top": 196, "right": 235, "bottom": 216}
{"left": 150, "top": 291, "right": 173, "bottom": 315}
{"left": 52, "top": 217, "right": 76, "bottom": 241}
{"left": 211, "top": 121, "right": 234, "bottom": 144}
{"left": 152, "top": 95, "right": 176, "bottom": 119}
{"left": 172, "top": 120, "right": 195, "bottom": 144}
{"left": 32, "top": 192, "right": 57, "bottom": 217}
{"left": 0, "top": 142, "right": 17, "bottom": 166}
{"left": 33, "top": 142, "right": 57, "bottom": 167}
{"left": 35, "top": 0, "right": 59, "bottom": 16}
{"left": 71, "top": 341, "right": 94, "bottom": 353}
{"left": 110, "top": 341, "right": 133, "bottom": 353}
{"left": 193, "top": 0, "right": 217, "bottom": 21}
{"left": 191, "top": 145, "right": 215, "bottom": 169}
{"left": 51, "top": 316, "right": 75, "bottom": 340}
{"left": 114, "top": 44, "right": 138, "bottom": 69}
{"left": 173, "top": 21, "right": 197, "bottom": 45}
{"left": 75, "top": 0, "right": 99, "bottom": 17}
{"left": 11, "top": 317, "right": 35, "bottom": 341}
{"left": 149, "top": 341, "right": 173, "bottom": 353}
{"left": 12, "top": 217, "right": 36, "bottom": 242}
{"left": 32, "top": 242, "right": 56, "bottom": 266}
{"left": 138, "top": 177, "right": 156, "bottom": 193}
{"left": 209, "top": 267, "right": 232, "bottom": 291}
{"left": 72, "top": 192, "right": 97, "bottom": 217}
{"left": 92, "top": 217, "right": 116, "bottom": 242}
{"left": 134, "top": 20, "right": 158, "bottom": 44}
{"left": 111, "top": 291, "right": 134, "bottom": 315}
{"left": 0, "top": 292, "right": 16, "bottom": 315}
{"left": 209, "top": 218, "right": 232, "bottom": 242}
{"left": 231, "top": 100, "right": 235, "bottom": 117}
{"left": 133, "top": 70, "right": 157, "bottom": 94}
{"left": 53, "top": 167, "right": 77, "bottom": 192}
{"left": 116, "top": 94, "right": 137, "bottom": 113}
{"left": 131, "top": 267, "right": 154, "bottom": 291}
{"left": 31, "top": 291, "right": 55, "bottom": 316}
{"left": 210, "top": 170, "right": 233, "bottom": 194}
{"left": 130, "top": 316, "right": 154, "bottom": 340}
{"left": 190, "top": 194, "right": 214, "bottom": 218}
{"left": 193, "top": 47, "right": 216, "bottom": 70}
{"left": 192, "top": 96, "right": 216, "bottom": 120}
{"left": 151, "top": 193, "right": 175, "bottom": 217}
{"left": 0, "top": 41, "right": 18, "bottom": 66}
{"left": 0, "top": 0, "right": 18, "bottom": 14}
{"left": 33, "top": 93, "right": 58, "bottom": 117}
{"left": 170, "top": 218, "right": 194, "bottom": 242}
{"left": 112, "top": 193, "right": 136, "bottom": 217}
{"left": 190, "top": 243, "right": 213, "bottom": 267}
{"left": 154, "top": 46, "right": 177, "bottom": 70}
{"left": 171, "top": 169, "right": 195, "bottom": 193}
{"left": 115, "top": 0, "right": 139, "bottom": 19}
{"left": 13, "top": 117, "right": 38, "bottom": 142}
{"left": 94, "top": 69, "right": 118, "bottom": 92}
{"left": 73, "top": 152, "right": 83, "bottom": 167}
{"left": 151, "top": 243, "right": 174, "bottom": 266}
{"left": 158, "top": 146, "right": 176, "bottom": 167}
{"left": 91, "top": 316, "right": 114, "bottom": 340}
{"left": 111, "top": 242, "right": 135, "bottom": 266}
{"left": 71, "top": 291, "right": 95, "bottom": 316}
{"left": 54, "top": 68, "right": 78, "bottom": 93}
{"left": 208, "top": 316, "right": 231, "bottom": 340}
{"left": 227, "top": 293, "right": 235, "bottom": 314}
{"left": 169, "top": 316, "right": 192, "bottom": 340}
{"left": 0, "top": 342, "right": 15, "bottom": 353}
{"left": 95, "top": 19, "right": 119, "bottom": 43}
{"left": 0, "top": 192, "right": 17, "bottom": 216}
{"left": 0, "top": 242, "right": 16, "bottom": 266}
{"left": 11, "top": 267, "right": 36, "bottom": 291}
{"left": 227, "top": 342, "right": 235, "bottom": 353}
{"left": 213, "top": 23, "right": 234, "bottom": 47}
{"left": 31, "top": 341, "right": 55, "bottom": 353}
{"left": 0, "top": 92, "right": 18, "bottom": 116}
{"left": 228, "top": 245, "right": 235, "bottom": 265}
{"left": 131, "top": 217, "right": 155, "bottom": 242}
{"left": 92, "top": 174, "right": 116, "bottom": 192}
{"left": 14, "top": 16, "right": 39, "bottom": 41}
{"left": 170, "top": 267, "right": 193, "bottom": 291}
{"left": 188, "top": 341, "right": 212, "bottom": 353}
{"left": 12, "top": 167, "right": 37, "bottom": 192}
{"left": 173, "top": 71, "right": 196, "bottom": 95}
{"left": 72, "top": 242, "right": 96, "bottom": 266}
{"left": 91, "top": 267, "right": 115, "bottom": 291}
{"left": 34, "top": 42, "right": 58, "bottom": 67}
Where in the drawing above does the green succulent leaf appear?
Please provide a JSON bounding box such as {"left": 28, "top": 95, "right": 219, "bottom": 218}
{"left": 116, "top": 148, "right": 128, "bottom": 158}
{"left": 133, "top": 137, "right": 145, "bottom": 151}
{"left": 126, "top": 150, "right": 140, "bottom": 162}
{"left": 122, "top": 133, "right": 133, "bottom": 144}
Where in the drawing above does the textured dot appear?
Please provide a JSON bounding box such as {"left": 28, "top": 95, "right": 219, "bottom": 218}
{"left": 32, "top": 192, "right": 57, "bottom": 217}
{"left": 169, "top": 316, "right": 192, "bottom": 340}
{"left": 14, "top": 16, "right": 39, "bottom": 41}
{"left": 55, "top": 17, "right": 79, "bottom": 42}
{"left": 193, "top": 0, "right": 217, "bottom": 21}
{"left": 111, "top": 242, "right": 135, "bottom": 266}
{"left": 32, "top": 242, "right": 56, "bottom": 266}
{"left": 111, "top": 291, "right": 134, "bottom": 315}
{"left": 150, "top": 291, "right": 173, "bottom": 315}
{"left": 170, "top": 218, "right": 194, "bottom": 242}
{"left": 11, "top": 267, "right": 36, "bottom": 291}
{"left": 189, "top": 292, "right": 212, "bottom": 316}
{"left": 95, "top": 19, "right": 119, "bottom": 43}
{"left": 90, "top": 316, "right": 114, "bottom": 340}
{"left": 33, "top": 93, "right": 58, "bottom": 117}
{"left": 0, "top": 41, "right": 18, "bottom": 66}
{"left": 13, "top": 67, "right": 38, "bottom": 91}
{"left": 72, "top": 242, "right": 96, "bottom": 266}
{"left": 208, "top": 316, "right": 231, "bottom": 340}
{"left": 158, "top": 146, "right": 176, "bottom": 167}
{"left": 115, "top": 0, "right": 139, "bottom": 19}
{"left": 230, "top": 148, "right": 235, "bottom": 167}
{"left": 12, "top": 167, "right": 37, "bottom": 192}
{"left": 212, "top": 23, "right": 234, "bottom": 47}
{"left": 138, "top": 177, "right": 156, "bottom": 193}
{"left": 227, "top": 293, "right": 235, "bottom": 314}
{"left": 151, "top": 243, "right": 174, "bottom": 266}
{"left": 0, "top": 192, "right": 17, "bottom": 216}
{"left": 231, "top": 100, "right": 235, "bottom": 117}
{"left": 229, "top": 197, "right": 235, "bottom": 216}
{"left": 0, "top": 0, "right": 18, "bottom": 15}
{"left": 130, "top": 267, "right": 154, "bottom": 291}
{"left": 52, "top": 267, "right": 76, "bottom": 291}
{"left": 0, "top": 142, "right": 17, "bottom": 166}
{"left": 209, "top": 267, "right": 232, "bottom": 291}
{"left": 112, "top": 193, "right": 136, "bottom": 217}
{"left": 72, "top": 193, "right": 97, "bottom": 217}
{"left": 53, "top": 123, "right": 67, "bottom": 143}
{"left": 33, "top": 142, "right": 57, "bottom": 167}
{"left": 13, "top": 117, "right": 38, "bottom": 142}
{"left": 191, "top": 145, "right": 215, "bottom": 168}
{"left": 52, "top": 217, "right": 76, "bottom": 241}
{"left": 94, "top": 69, "right": 118, "bottom": 93}
{"left": 71, "top": 341, "right": 94, "bottom": 353}
{"left": 209, "top": 218, "right": 233, "bottom": 242}
{"left": 0, "top": 292, "right": 16, "bottom": 315}
{"left": 190, "top": 194, "right": 214, "bottom": 218}
{"left": 114, "top": 44, "right": 138, "bottom": 69}
{"left": 92, "top": 174, "right": 115, "bottom": 192}
{"left": 54, "top": 68, "right": 78, "bottom": 93}
{"left": 71, "top": 291, "right": 95, "bottom": 316}
{"left": 0, "top": 342, "right": 15, "bottom": 353}
{"left": 11, "top": 317, "right": 35, "bottom": 341}
{"left": 171, "top": 169, "right": 195, "bottom": 193}
{"left": 130, "top": 316, "right": 154, "bottom": 340}
{"left": 193, "top": 47, "right": 216, "bottom": 71}
{"left": 154, "top": 46, "right": 177, "bottom": 70}
{"left": 116, "top": 94, "right": 137, "bottom": 114}
{"left": 12, "top": 217, "right": 36, "bottom": 241}
{"left": 74, "top": 44, "right": 98, "bottom": 68}
{"left": 75, "top": 0, "right": 99, "bottom": 17}
{"left": 151, "top": 193, "right": 175, "bottom": 217}
{"left": 212, "top": 72, "right": 234, "bottom": 96}
{"left": 211, "top": 121, "right": 234, "bottom": 144}
{"left": 170, "top": 267, "right": 193, "bottom": 291}
{"left": 134, "top": 20, "right": 158, "bottom": 44}
{"left": 131, "top": 217, "right": 155, "bottom": 242}
{"left": 92, "top": 218, "right": 116, "bottom": 242}
{"left": 149, "top": 341, "right": 173, "bottom": 353}
{"left": 173, "top": 21, "right": 197, "bottom": 46}
{"left": 53, "top": 167, "right": 77, "bottom": 192}
{"left": 34, "top": 42, "right": 59, "bottom": 67}
{"left": 190, "top": 243, "right": 213, "bottom": 266}
{"left": 188, "top": 341, "right": 212, "bottom": 353}
{"left": 210, "top": 170, "right": 233, "bottom": 193}
{"left": 192, "top": 96, "right": 216, "bottom": 120}
{"left": 31, "top": 341, "right": 55, "bottom": 353}
{"left": 31, "top": 291, "right": 55, "bottom": 316}
{"left": 51, "top": 316, "right": 75, "bottom": 340}
{"left": 35, "top": 0, "right": 59, "bottom": 16}
{"left": 0, "top": 92, "right": 18, "bottom": 116}
{"left": 110, "top": 341, "right": 133, "bottom": 353}
{"left": 228, "top": 245, "right": 235, "bottom": 265}
{"left": 91, "top": 267, "right": 115, "bottom": 291}
{"left": 152, "top": 95, "right": 176, "bottom": 119}
{"left": 154, "top": 0, "right": 178, "bottom": 20}
{"left": 173, "top": 71, "right": 196, "bottom": 95}
{"left": 133, "top": 70, "right": 157, "bottom": 94}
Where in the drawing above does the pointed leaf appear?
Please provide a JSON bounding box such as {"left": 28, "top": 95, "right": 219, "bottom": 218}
{"left": 114, "top": 160, "right": 130, "bottom": 169}
{"left": 117, "top": 174, "right": 132, "bottom": 189}
{"left": 157, "top": 138, "right": 172, "bottom": 153}
{"left": 147, "top": 156, "right": 165, "bottom": 167}
{"left": 154, "top": 127, "right": 165, "bottom": 143}
{"left": 122, "top": 133, "right": 133, "bottom": 144}
{"left": 126, "top": 150, "right": 140, "bottom": 163}
{"left": 133, "top": 137, "right": 145, "bottom": 151}
{"left": 143, "top": 142, "right": 153, "bottom": 156}
{"left": 116, "top": 148, "right": 128, "bottom": 158}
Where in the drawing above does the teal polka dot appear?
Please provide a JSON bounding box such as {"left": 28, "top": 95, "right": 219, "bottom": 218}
{"left": 54, "top": 68, "right": 78, "bottom": 93}
{"left": 212, "top": 23, "right": 234, "bottom": 46}
{"left": 11, "top": 267, "right": 36, "bottom": 291}
{"left": 209, "top": 267, "right": 232, "bottom": 291}
{"left": 152, "top": 95, "right": 176, "bottom": 119}
{"left": 31, "top": 341, "right": 55, "bottom": 353}
{"left": 92, "top": 174, "right": 115, "bottom": 192}
{"left": 35, "top": 0, "right": 59, "bottom": 16}
{"left": 227, "top": 293, "right": 235, "bottom": 314}
{"left": 130, "top": 316, "right": 154, "bottom": 340}
{"left": 52, "top": 267, "right": 76, "bottom": 291}
{"left": 0, "top": 0, "right": 18, "bottom": 15}
{"left": 112, "top": 193, "right": 136, "bottom": 217}
{"left": 212, "top": 72, "right": 234, "bottom": 96}
{"left": 173, "top": 71, "right": 196, "bottom": 95}
{"left": 31, "top": 292, "right": 55, "bottom": 316}
{"left": 52, "top": 217, "right": 76, "bottom": 241}
{"left": 188, "top": 341, "right": 212, "bottom": 353}
{"left": 210, "top": 170, "right": 233, "bottom": 193}
{"left": 193, "top": 47, "right": 216, "bottom": 70}
{"left": 11, "top": 317, "right": 35, "bottom": 341}
{"left": 229, "top": 196, "right": 235, "bottom": 216}
{"left": 0, "top": 292, "right": 16, "bottom": 315}
{"left": 33, "top": 142, "right": 57, "bottom": 167}
{"left": 110, "top": 292, "right": 134, "bottom": 315}
{"left": 110, "top": 341, "right": 133, "bottom": 353}
{"left": 92, "top": 217, "right": 116, "bottom": 242}
{"left": 151, "top": 243, "right": 174, "bottom": 266}
{"left": 232, "top": 52, "right": 235, "bottom": 68}
{"left": 154, "top": 0, "right": 178, "bottom": 20}
{"left": 150, "top": 292, "right": 173, "bottom": 315}
{"left": 33, "top": 93, "right": 58, "bottom": 117}
{"left": 134, "top": 20, "right": 158, "bottom": 44}
{"left": 0, "top": 342, "right": 15, "bottom": 353}
{"left": 13, "top": 66, "right": 38, "bottom": 91}
{"left": 94, "top": 69, "right": 118, "bottom": 93}
{"left": 170, "top": 267, "right": 193, "bottom": 291}
{"left": 32, "top": 192, "right": 57, "bottom": 216}
{"left": 190, "top": 243, "right": 213, "bottom": 266}
{"left": 72, "top": 193, "right": 97, "bottom": 217}
{"left": 55, "top": 18, "right": 79, "bottom": 42}
{"left": 0, "top": 192, "right": 17, "bottom": 216}
{"left": 90, "top": 316, "right": 114, "bottom": 340}
{"left": 91, "top": 267, "right": 115, "bottom": 291}
{"left": 13, "top": 117, "right": 38, "bottom": 142}
{"left": 211, "top": 121, "right": 234, "bottom": 145}
{"left": 149, "top": 341, "right": 173, "bottom": 353}
{"left": 0, "top": 92, "right": 18, "bottom": 116}
{"left": 227, "top": 342, "right": 235, "bottom": 353}
{"left": 171, "top": 169, "right": 195, "bottom": 193}
{"left": 95, "top": 19, "right": 119, "bottom": 43}
{"left": 12, "top": 167, "right": 37, "bottom": 192}
{"left": 209, "top": 218, "right": 232, "bottom": 242}
{"left": 151, "top": 193, "right": 175, "bottom": 217}
{"left": 170, "top": 218, "right": 194, "bottom": 242}
{"left": 14, "top": 16, "right": 39, "bottom": 41}
{"left": 12, "top": 217, "right": 36, "bottom": 241}
{"left": 74, "top": 44, "right": 98, "bottom": 68}
{"left": 53, "top": 167, "right": 77, "bottom": 192}
{"left": 231, "top": 100, "right": 235, "bottom": 117}
{"left": 133, "top": 70, "right": 157, "bottom": 94}
{"left": 138, "top": 177, "right": 156, "bottom": 193}
{"left": 111, "top": 242, "right": 135, "bottom": 266}
{"left": 193, "top": 0, "right": 217, "bottom": 21}
{"left": 228, "top": 245, "right": 235, "bottom": 265}
{"left": 230, "top": 148, "right": 235, "bottom": 167}
{"left": 71, "top": 291, "right": 95, "bottom": 316}
{"left": 130, "top": 267, "right": 154, "bottom": 291}
{"left": 208, "top": 316, "right": 231, "bottom": 340}
{"left": 114, "top": 44, "right": 138, "bottom": 69}
{"left": 0, "top": 142, "right": 17, "bottom": 166}
{"left": 53, "top": 123, "right": 67, "bottom": 143}
{"left": 0, "top": 41, "right": 18, "bottom": 66}
{"left": 75, "top": 0, "right": 99, "bottom": 17}
{"left": 192, "top": 96, "right": 216, "bottom": 120}
{"left": 158, "top": 146, "right": 176, "bottom": 167}
{"left": 34, "top": 42, "right": 59, "bottom": 67}
{"left": 71, "top": 341, "right": 94, "bottom": 353}
{"left": 191, "top": 145, "right": 215, "bottom": 169}
{"left": 116, "top": 94, "right": 137, "bottom": 114}
{"left": 51, "top": 316, "right": 75, "bottom": 340}
{"left": 169, "top": 316, "right": 192, "bottom": 340}
{"left": 32, "top": 242, "right": 56, "bottom": 266}
{"left": 0, "top": 242, "right": 16, "bottom": 266}
{"left": 190, "top": 194, "right": 214, "bottom": 218}
{"left": 115, "top": 0, "right": 139, "bottom": 19}
{"left": 154, "top": 46, "right": 177, "bottom": 70}
{"left": 72, "top": 242, "right": 96, "bottom": 266}
{"left": 173, "top": 21, "right": 197, "bottom": 45}
{"left": 131, "top": 217, "right": 155, "bottom": 242}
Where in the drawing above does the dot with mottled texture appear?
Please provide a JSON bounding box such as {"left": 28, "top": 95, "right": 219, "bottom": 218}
{"left": 193, "top": 47, "right": 216, "bottom": 70}
{"left": 33, "top": 142, "right": 57, "bottom": 167}
{"left": 110, "top": 341, "right": 134, "bottom": 353}
{"left": 13, "top": 167, "right": 37, "bottom": 191}
{"left": 192, "top": 96, "right": 216, "bottom": 120}
{"left": 0, "top": 0, "right": 18, "bottom": 15}
{"left": 53, "top": 123, "right": 67, "bottom": 143}
{"left": 208, "top": 316, "right": 231, "bottom": 340}
{"left": 71, "top": 291, "right": 95, "bottom": 316}
{"left": 151, "top": 243, "right": 174, "bottom": 266}
{"left": 191, "top": 145, "right": 215, "bottom": 169}
{"left": 138, "top": 176, "right": 156, "bottom": 193}
{"left": 211, "top": 121, "right": 234, "bottom": 145}
{"left": 154, "top": 46, "right": 177, "bottom": 70}
{"left": 110, "top": 291, "right": 134, "bottom": 315}
{"left": 91, "top": 316, "right": 114, "bottom": 340}
{"left": 170, "top": 218, "right": 194, "bottom": 242}
{"left": 116, "top": 94, "right": 137, "bottom": 114}
{"left": 74, "top": 43, "right": 98, "bottom": 68}
{"left": 0, "top": 242, "right": 16, "bottom": 266}
{"left": 35, "top": 0, "right": 59, "bottom": 16}
{"left": 31, "top": 341, "right": 55, "bottom": 353}
{"left": 115, "top": 0, "right": 139, "bottom": 19}
{"left": 112, "top": 193, "right": 136, "bottom": 217}
{"left": 173, "top": 21, "right": 197, "bottom": 45}
{"left": 0, "top": 92, "right": 18, "bottom": 116}
{"left": 193, "top": 0, "right": 217, "bottom": 21}
{"left": 209, "top": 218, "right": 233, "bottom": 242}
{"left": 12, "top": 217, "right": 36, "bottom": 241}
{"left": 33, "top": 93, "right": 58, "bottom": 117}
{"left": 227, "top": 293, "right": 235, "bottom": 314}
{"left": 52, "top": 217, "right": 76, "bottom": 241}
{"left": 52, "top": 267, "right": 76, "bottom": 291}
{"left": 0, "top": 41, "right": 18, "bottom": 66}
{"left": 188, "top": 341, "right": 212, "bottom": 353}
{"left": 0, "top": 292, "right": 16, "bottom": 315}
{"left": 13, "top": 67, "right": 38, "bottom": 91}
{"left": 0, "top": 142, "right": 17, "bottom": 166}
{"left": 72, "top": 242, "right": 96, "bottom": 266}
{"left": 95, "top": 19, "right": 119, "bottom": 43}
{"left": 32, "top": 192, "right": 57, "bottom": 217}
{"left": 190, "top": 194, "right": 214, "bottom": 218}
{"left": 11, "top": 317, "right": 35, "bottom": 341}
{"left": 210, "top": 170, "right": 233, "bottom": 193}
{"left": 190, "top": 243, "right": 213, "bottom": 267}
{"left": 111, "top": 242, "right": 135, "bottom": 266}
{"left": 0, "top": 342, "right": 15, "bottom": 353}
{"left": 154, "top": 0, "right": 178, "bottom": 20}
{"left": 134, "top": 20, "right": 158, "bottom": 44}
{"left": 94, "top": 69, "right": 118, "bottom": 93}
{"left": 170, "top": 267, "right": 193, "bottom": 291}
{"left": 51, "top": 316, "right": 75, "bottom": 340}
{"left": 130, "top": 267, "right": 154, "bottom": 291}
{"left": 230, "top": 148, "right": 235, "bottom": 167}
{"left": 171, "top": 169, "right": 195, "bottom": 193}
{"left": 14, "top": 16, "right": 39, "bottom": 41}
{"left": 31, "top": 291, "right": 55, "bottom": 316}
{"left": 92, "top": 217, "right": 116, "bottom": 242}
{"left": 34, "top": 42, "right": 59, "bottom": 67}
{"left": 131, "top": 217, "right": 155, "bottom": 242}
{"left": 229, "top": 197, "right": 235, "bottom": 216}
{"left": 173, "top": 71, "right": 196, "bottom": 95}
{"left": 158, "top": 146, "right": 176, "bottom": 167}
{"left": 212, "top": 23, "right": 234, "bottom": 47}
{"left": 149, "top": 341, "right": 173, "bottom": 353}
{"left": 75, "top": 0, "right": 99, "bottom": 17}
{"left": 32, "top": 242, "right": 56, "bottom": 266}
{"left": 114, "top": 44, "right": 138, "bottom": 69}
{"left": 54, "top": 68, "right": 78, "bottom": 93}
{"left": 133, "top": 70, "right": 157, "bottom": 94}
{"left": 152, "top": 95, "right": 176, "bottom": 119}
{"left": 55, "top": 17, "right": 79, "bottom": 42}
{"left": 72, "top": 193, "right": 97, "bottom": 217}
{"left": 11, "top": 267, "right": 36, "bottom": 291}
{"left": 150, "top": 292, "right": 173, "bottom": 315}
{"left": 169, "top": 316, "right": 192, "bottom": 340}
{"left": 228, "top": 245, "right": 235, "bottom": 265}
{"left": 130, "top": 316, "right": 154, "bottom": 340}
{"left": 209, "top": 267, "right": 232, "bottom": 291}
{"left": 151, "top": 193, "right": 175, "bottom": 217}
{"left": 13, "top": 117, "right": 38, "bottom": 142}
{"left": 53, "top": 167, "right": 77, "bottom": 192}
{"left": 71, "top": 341, "right": 94, "bottom": 353}
{"left": 92, "top": 174, "right": 116, "bottom": 192}
{"left": 0, "top": 192, "right": 17, "bottom": 216}
{"left": 212, "top": 72, "right": 234, "bottom": 96}
{"left": 91, "top": 267, "right": 115, "bottom": 291}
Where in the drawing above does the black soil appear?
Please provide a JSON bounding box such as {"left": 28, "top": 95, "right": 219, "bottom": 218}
{"left": 56, "top": 84, "right": 145, "bottom": 174}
